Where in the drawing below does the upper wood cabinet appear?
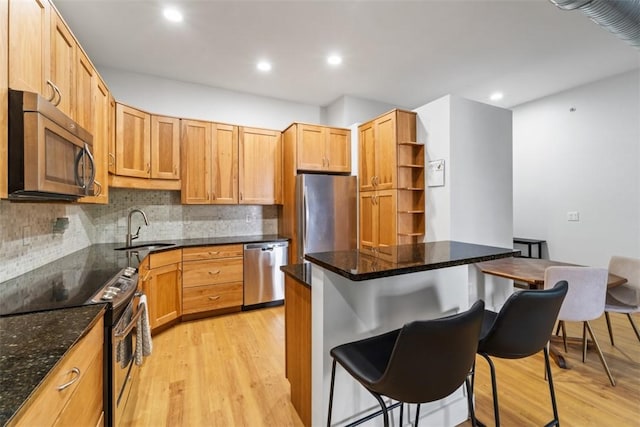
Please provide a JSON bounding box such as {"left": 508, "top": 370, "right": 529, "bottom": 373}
{"left": 239, "top": 127, "right": 282, "bottom": 205}
{"left": 181, "top": 120, "right": 249, "bottom": 205}
{"left": 115, "top": 103, "right": 151, "bottom": 178}
{"left": 79, "top": 76, "right": 109, "bottom": 204}
{"left": 114, "top": 103, "right": 182, "bottom": 186}
{"left": 49, "top": 10, "right": 74, "bottom": 117}
{"left": 284, "top": 123, "right": 351, "bottom": 173}
{"left": 75, "top": 48, "right": 95, "bottom": 132}
{"left": 8, "top": 0, "right": 50, "bottom": 96}
{"left": 151, "top": 115, "right": 180, "bottom": 180}
{"left": 358, "top": 109, "right": 425, "bottom": 248}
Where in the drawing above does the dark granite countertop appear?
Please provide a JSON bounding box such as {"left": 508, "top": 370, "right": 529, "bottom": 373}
{"left": 0, "top": 235, "right": 289, "bottom": 316}
{"left": 281, "top": 263, "right": 312, "bottom": 287}
{"left": 304, "top": 241, "right": 519, "bottom": 281}
{"left": 0, "top": 304, "right": 106, "bottom": 426}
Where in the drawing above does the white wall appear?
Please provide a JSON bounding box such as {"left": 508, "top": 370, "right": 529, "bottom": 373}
{"left": 321, "top": 95, "right": 398, "bottom": 128}
{"left": 513, "top": 70, "right": 640, "bottom": 268}
{"left": 100, "top": 67, "right": 322, "bottom": 130}
{"left": 415, "top": 95, "right": 513, "bottom": 248}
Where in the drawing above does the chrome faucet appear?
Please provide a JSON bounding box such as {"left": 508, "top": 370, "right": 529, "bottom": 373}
{"left": 126, "top": 209, "right": 149, "bottom": 247}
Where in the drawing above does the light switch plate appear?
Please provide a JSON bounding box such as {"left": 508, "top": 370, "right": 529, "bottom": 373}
{"left": 567, "top": 211, "right": 580, "bottom": 221}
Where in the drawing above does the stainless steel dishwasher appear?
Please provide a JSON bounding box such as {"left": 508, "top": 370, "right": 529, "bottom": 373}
{"left": 243, "top": 241, "right": 289, "bottom": 309}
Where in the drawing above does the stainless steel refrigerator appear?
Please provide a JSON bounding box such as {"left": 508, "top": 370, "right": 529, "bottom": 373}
{"left": 295, "top": 174, "right": 357, "bottom": 263}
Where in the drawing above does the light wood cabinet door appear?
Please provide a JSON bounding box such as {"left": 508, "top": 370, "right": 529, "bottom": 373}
{"left": 359, "top": 190, "right": 396, "bottom": 249}
{"left": 374, "top": 113, "right": 397, "bottom": 190}
{"left": 359, "top": 191, "right": 376, "bottom": 250}
{"left": 239, "top": 127, "right": 282, "bottom": 205}
{"left": 359, "top": 121, "right": 375, "bottom": 192}
{"left": 49, "top": 10, "right": 74, "bottom": 117}
{"left": 325, "top": 127, "right": 351, "bottom": 173}
{"left": 75, "top": 49, "right": 95, "bottom": 133}
{"left": 181, "top": 119, "right": 212, "bottom": 204}
{"left": 211, "top": 123, "right": 238, "bottom": 204}
{"left": 2, "top": 0, "right": 9, "bottom": 199}
{"left": 296, "top": 124, "right": 325, "bottom": 171}
{"left": 79, "top": 77, "right": 109, "bottom": 204}
{"left": 151, "top": 115, "right": 180, "bottom": 180}
{"left": 142, "top": 261, "right": 182, "bottom": 331}
{"left": 376, "top": 190, "right": 397, "bottom": 248}
{"left": 115, "top": 103, "right": 151, "bottom": 178}
{"left": 8, "top": 0, "right": 50, "bottom": 95}
{"left": 107, "top": 95, "right": 116, "bottom": 174}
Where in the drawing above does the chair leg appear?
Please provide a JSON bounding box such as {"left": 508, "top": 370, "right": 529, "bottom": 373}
{"left": 582, "top": 322, "right": 588, "bottom": 363}
{"left": 605, "top": 312, "right": 615, "bottom": 346}
{"left": 399, "top": 402, "right": 403, "bottom": 426}
{"left": 369, "top": 393, "right": 390, "bottom": 427}
{"left": 560, "top": 321, "right": 568, "bottom": 352}
{"left": 465, "top": 377, "right": 478, "bottom": 427}
{"left": 627, "top": 313, "right": 640, "bottom": 342}
{"left": 543, "top": 346, "right": 560, "bottom": 427}
{"left": 480, "top": 353, "right": 501, "bottom": 427}
{"left": 414, "top": 403, "right": 421, "bottom": 427}
{"left": 327, "top": 359, "right": 337, "bottom": 427}
{"left": 585, "top": 321, "right": 616, "bottom": 386}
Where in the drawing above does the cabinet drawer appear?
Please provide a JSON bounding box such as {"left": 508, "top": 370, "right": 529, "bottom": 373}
{"left": 52, "top": 345, "right": 103, "bottom": 427}
{"left": 10, "top": 317, "right": 104, "bottom": 426}
{"left": 148, "top": 249, "right": 182, "bottom": 269}
{"left": 182, "top": 258, "right": 243, "bottom": 287}
{"left": 182, "top": 282, "right": 243, "bottom": 314}
{"left": 182, "top": 244, "right": 243, "bottom": 261}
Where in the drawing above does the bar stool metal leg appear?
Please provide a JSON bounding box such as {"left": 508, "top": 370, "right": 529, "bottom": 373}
{"left": 543, "top": 346, "right": 560, "bottom": 427}
{"left": 327, "top": 359, "right": 337, "bottom": 427}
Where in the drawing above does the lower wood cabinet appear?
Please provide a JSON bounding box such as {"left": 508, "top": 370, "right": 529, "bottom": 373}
{"left": 182, "top": 245, "right": 244, "bottom": 314}
{"left": 9, "top": 317, "right": 104, "bottom": 427}
{"left": 139, "top": 249, "right": 182, "bottom": 332}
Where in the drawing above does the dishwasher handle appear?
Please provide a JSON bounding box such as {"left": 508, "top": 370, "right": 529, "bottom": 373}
{"left": 244, "top": 242, "right": 288, "bottom": 251}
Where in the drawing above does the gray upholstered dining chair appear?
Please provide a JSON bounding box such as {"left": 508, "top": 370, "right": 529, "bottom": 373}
{"left": 604, "top": 256, "right": 640, "bottom": 345}
{"left": 544, "top": 266, "right": 615, "bottom": 386}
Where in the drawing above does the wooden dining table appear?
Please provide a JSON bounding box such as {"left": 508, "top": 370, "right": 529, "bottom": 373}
{"left": 474, "top": 257, "right": 628, "bottom": 368}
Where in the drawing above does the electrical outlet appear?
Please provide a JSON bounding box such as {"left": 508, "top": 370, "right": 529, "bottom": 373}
{"left": 22, "top": 226, "right": 31, "bottom": 246}
{"left": 567, "top": 211, "right": 580, "bottom": 222}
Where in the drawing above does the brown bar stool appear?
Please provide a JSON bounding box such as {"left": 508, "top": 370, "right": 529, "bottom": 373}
{"left": 327, "top": 300, "right": 485, "bottom": 427}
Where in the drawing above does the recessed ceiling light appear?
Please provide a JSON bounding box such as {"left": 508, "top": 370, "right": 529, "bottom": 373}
{"left": 327, "top": 54, "right": 342, "bottom": 66}
{"left": 163, "top": 7, "right": 183, "bottom": 22}
{"left": 257, "top": 61, "right": 272, "bottom": 72}
{"left": 490, "top": 92, "right": 504, "bottom": 101}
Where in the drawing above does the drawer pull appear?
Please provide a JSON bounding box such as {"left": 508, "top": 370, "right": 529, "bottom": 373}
{"left": 209, "top": 270, "right": 221, "bottom": 275}
{"left": 57, "top": 367, "right": 81, "bottom": 391}
{"left": 208, "top": 295, "right": 221, "bottom": 301}
{"left": 208, "top": 251, "right": 220, "bottom": 255}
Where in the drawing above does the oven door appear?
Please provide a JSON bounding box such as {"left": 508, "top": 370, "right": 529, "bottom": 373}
{"left": 112, "top": 294, "right": 142, "bottom": 426}
{"left": 23, "top": 111, "right": 95, "bottom": 197}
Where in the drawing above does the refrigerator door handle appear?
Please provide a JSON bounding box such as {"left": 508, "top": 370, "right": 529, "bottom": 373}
{"left": 302, "top": 186, "right": 309, "bottom": 260}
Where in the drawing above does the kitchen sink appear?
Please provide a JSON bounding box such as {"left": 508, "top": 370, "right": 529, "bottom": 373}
{"left": 114, "top": 242, "right": 176, "bottom": 251}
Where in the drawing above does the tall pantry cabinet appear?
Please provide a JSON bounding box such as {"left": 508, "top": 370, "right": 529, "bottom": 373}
{"left": 358, "top": 109, "right": 425, "bottom": 249}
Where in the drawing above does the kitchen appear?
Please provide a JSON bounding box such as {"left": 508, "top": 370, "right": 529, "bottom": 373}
{"left": 1, "top": 0, "right": 639, "bottom": 426}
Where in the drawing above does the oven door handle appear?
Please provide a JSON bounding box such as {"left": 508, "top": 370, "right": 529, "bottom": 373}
{"left": 114, "top": 293, "right": 145, "bottom": 339}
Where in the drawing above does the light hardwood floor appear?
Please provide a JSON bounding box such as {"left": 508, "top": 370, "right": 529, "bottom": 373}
{"left": 121, "top": 307, "right": 639, "bottom": 426}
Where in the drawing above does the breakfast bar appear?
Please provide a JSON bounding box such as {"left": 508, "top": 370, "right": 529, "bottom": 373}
{"left": 283, "top": 241, "right": 517, "bottom": 427}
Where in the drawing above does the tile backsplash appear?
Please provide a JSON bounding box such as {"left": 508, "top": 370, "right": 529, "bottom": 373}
{"left": 0, "top": 188, "right": 278, "bottom": 282}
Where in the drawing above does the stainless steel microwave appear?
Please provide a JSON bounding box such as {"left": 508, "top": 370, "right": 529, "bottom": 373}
{"left": 8, "top": 89, "right": 96, "bottom": 201}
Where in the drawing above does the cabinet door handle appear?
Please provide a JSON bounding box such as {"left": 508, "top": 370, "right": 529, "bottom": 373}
{"left": 147, "top": 163, "right": 151, "bottom": 173}
{"left": 208, "top": 295, "right": 221, "bottom": 301}
{"left": 208, "top": 251, "right": 220, "bottom": 255}
{"left": 142, "top": 271, "right": 151, "bottom": 282}
{"left": 174, "top": 165, "right": 178, "bottom": 175}
{"left": 56, "top": 367, "right": 81, "bottom": 391}
{"left": 94, "top": 180, "right": 102, "bottom": 197}
{"left": 108, "top": 153, "right": 116, "bottom": 167}
{"left": 209, "top": 270, "right": 221, "bottom": 275}
{"left": 240, "top": 192, "right": 243, "bottom": 201}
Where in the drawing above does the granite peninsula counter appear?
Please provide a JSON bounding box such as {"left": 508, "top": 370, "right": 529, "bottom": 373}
{"left": 283, "top": 240, "right": 518, "bottom": 427}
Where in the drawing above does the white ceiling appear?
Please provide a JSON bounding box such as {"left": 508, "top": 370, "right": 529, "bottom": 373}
{"left": 53, "top": 0, "right": 639, "bottom": 110}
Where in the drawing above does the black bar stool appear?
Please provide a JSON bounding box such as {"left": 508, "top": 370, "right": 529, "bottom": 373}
{"left": 327, "top": 300, "right": 485, "bottom": 427}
